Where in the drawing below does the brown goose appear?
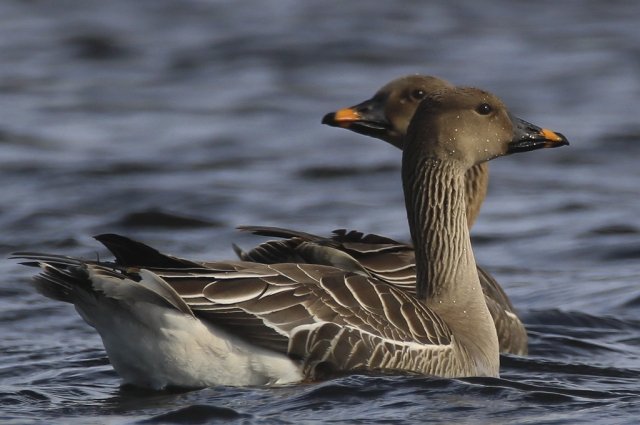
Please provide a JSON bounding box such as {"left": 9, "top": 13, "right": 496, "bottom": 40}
{"left": 238, "top": 75, "right": 528, "bottom": 355}
{"left": 13, "top": 87, "right": 568, "bottom": 389}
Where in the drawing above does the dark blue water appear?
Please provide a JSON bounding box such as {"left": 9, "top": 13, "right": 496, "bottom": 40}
{"left": 1, "top": 1, "right": 639, "bottom": 423}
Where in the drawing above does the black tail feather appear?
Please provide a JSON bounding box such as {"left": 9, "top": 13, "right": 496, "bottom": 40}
{"left": 94, "top": 233, "right": 200, "bottom": 269}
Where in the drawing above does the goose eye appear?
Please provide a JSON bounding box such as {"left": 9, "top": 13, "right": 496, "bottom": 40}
{"left": 410, "top": 89, "right": 426, "bottom": 101}
{"left": 476, "top": 103, "right": 492, "bottom": 115}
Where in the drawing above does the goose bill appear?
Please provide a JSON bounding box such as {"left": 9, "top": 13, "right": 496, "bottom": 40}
{"left": 507, "top": 115, "right": 569, "bottom": 153}
{"left": 322, "top": 98, "right": 391, "bottom": 138}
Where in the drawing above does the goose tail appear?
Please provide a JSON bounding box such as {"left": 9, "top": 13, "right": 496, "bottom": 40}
{"left": 11, "top": 253, "right": 91, "bottom": 303}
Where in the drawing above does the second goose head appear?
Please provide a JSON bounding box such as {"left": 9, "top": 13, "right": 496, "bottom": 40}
{"left": 322, "top": 75, "right": 452, "bottom": 149}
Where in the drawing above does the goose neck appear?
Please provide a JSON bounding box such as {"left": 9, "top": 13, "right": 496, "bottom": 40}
{"left": 402, "top": 157, "right": 471, "bottom": 303}
{"left": 403, "top": 156, "right": 499, "bottom": 372}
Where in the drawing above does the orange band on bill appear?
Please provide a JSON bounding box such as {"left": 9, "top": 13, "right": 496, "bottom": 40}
{"left": 540, "top": 128, "right": 565, "bottom": 142}
{"left": 332, "top": 108, "right": 361, "bottom": 122}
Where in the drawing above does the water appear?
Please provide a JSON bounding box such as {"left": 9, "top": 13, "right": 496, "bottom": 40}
{"left": 1, "top": 0, "right": 639, "bottom": 423}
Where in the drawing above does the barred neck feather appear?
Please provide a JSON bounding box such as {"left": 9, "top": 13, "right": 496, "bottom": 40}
{"left": 403, "top": 156, "right": 498, "bottom": 365}
{"left": 403, "top": 158, "right": 470, "bottom": 302}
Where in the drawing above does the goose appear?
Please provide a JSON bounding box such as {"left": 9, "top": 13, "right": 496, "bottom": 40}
{"left": 237, "top": 75, "right": 528, "bottom": 355}
{"left": 13, "top": 86, "right": 568, "bottom": 389}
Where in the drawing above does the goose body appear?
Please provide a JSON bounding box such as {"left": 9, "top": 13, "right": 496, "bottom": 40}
{"left": 15, "top": 247, "right": 468, "bottom": 387}
{"left": 14, "top": 86, "right": 568, "bottom": 389}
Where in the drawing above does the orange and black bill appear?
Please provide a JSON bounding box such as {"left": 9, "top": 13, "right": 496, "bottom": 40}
{"left": 321, "top": 97, "right": 391, "bottom": 139}
{"left": 508, "top": 115, "right": 569, "bottom": 153}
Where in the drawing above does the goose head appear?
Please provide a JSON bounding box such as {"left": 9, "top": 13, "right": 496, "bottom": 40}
{"left": 322, "top": 75, "right": 452, "bottom": 148}
{"left": 405, "top": 86, "right": 569, "bottom": 168}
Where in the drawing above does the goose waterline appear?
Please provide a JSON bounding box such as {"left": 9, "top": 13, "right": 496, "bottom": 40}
{"left": 13, "top": 86, "right": 568, "bottom": 388}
